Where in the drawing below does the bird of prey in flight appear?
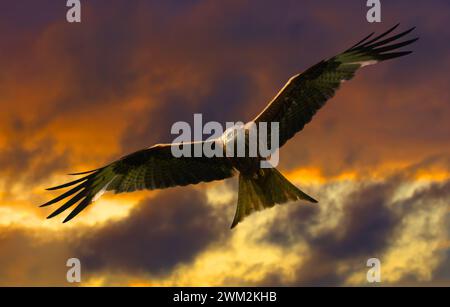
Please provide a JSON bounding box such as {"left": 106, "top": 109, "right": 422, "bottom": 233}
{"left": 41, "top": 24, "right": 417, "bottom": 228}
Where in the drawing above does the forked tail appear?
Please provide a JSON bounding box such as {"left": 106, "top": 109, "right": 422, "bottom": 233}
{"left": 231, "top": 168, "right": 317, "bottom": 228}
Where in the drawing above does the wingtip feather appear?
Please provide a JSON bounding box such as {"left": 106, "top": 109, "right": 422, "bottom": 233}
{"left": 68, "top": 168, "right": 100, "bottom": 176}
{"left": 62, "top": 199, "right": 91, "bottom": 223}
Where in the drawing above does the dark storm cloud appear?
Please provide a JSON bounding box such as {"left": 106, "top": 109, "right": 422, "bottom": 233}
{"left": 263, "top": 179, "right": 400, "bottom": 253}
{"left": 0, "top": 1, "right": 62, "bottom": 36}
{"left": 120, "top": 69, "right": 259, "bottom": 151}
{"left": 0, "top": 228, "right": 71, "bottom": 286}
{"left": 0, "top": 185, "right": 230, "bottom": 285}
{"left": 309, "top": 183, "right": 400, "bottom": 258}
{"left": 432, "top": 249, "right": 450, "bottom": 283}
{"left": 31, "top": 4, "right": 145, "bottom": 115}
{"left": 261, "top": 181, "right": 400, "bottom": 285}
{"left": 0, "top": 137, "right": 68, "bottom": 187}
{"left": 74, "top": 187, "right": 227, "bottom": 276}
{"left": 0, "top": 115, "right": 69, "bottom": 189}
{"left": 126, "top": 0, "right": 450, "bottom": 173}
{"left": 2, "top": 0, "right": 449, "bottom": 175}
{"left": 392, "top": 179, "right": 450, "bottom": 285}
{"left": 260, "top": 173, "right": 450, "bottom": 286}
{"left": 0, "top": 3, "right": 150, "bottom": 145}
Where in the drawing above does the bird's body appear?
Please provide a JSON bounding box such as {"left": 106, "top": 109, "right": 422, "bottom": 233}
{"left": 219, "top": 124, "right": 264, "bottom": 175}
{"left": 41, "top": 25, "right": 418, "bottom": 228}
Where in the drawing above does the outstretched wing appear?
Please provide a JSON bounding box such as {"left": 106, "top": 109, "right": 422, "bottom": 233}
{"left": 41, "top": 142, "right": 235, "bottom": 222}
{"left": 254, "top": 24, "right": 418, "bottom": 148}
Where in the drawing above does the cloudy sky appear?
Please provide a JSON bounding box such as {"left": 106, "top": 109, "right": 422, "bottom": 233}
{"left": 0, "top": 0, "right": 449, "bottom": 286}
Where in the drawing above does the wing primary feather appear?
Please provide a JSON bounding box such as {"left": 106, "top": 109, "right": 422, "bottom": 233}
{"left": 372, "top": 38, "right": 419, "bottom": 54}
{"left": 46, "top": 190, "right": 87, "bottom": 219}
{"left": 63, "top": 197, "right": 91, "bottom": 223}
{"left": 68, "top": 168, "right": 101, "bottom": 176}
{"left": 347, "top": 32, "right": 375, "bottom": 51}
{"left": 359, "top": 23, "right": 400, "bottom": 47}
{"left": 377, "top": 51, "right": 413, "bottom": 61}
{"left": 45, "top": 174, "right": 93, "bottom": 191}
{"left": 40, "top": 182, "right": 87, "bottom": 207}
{"left": 365, "top": 27, "right": 416, "bottom": 49}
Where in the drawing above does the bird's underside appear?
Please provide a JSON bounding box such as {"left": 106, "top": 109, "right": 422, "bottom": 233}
{"left": 41, "top": 24, "right": 418, "bottom": 228}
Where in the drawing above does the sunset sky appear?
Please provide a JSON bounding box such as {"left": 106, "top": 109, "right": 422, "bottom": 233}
{"left": 0, "top": 0, "right": 449, "bottom": 286}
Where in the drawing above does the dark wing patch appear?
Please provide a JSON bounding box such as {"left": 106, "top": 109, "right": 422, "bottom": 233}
{"left": 109, "top": 143, "right": 235, "bottom": 192}
{"left": 254, "top": 24, "right": 418, "bottom": 147}
{"left": 41, "top": 142, "right": 235, "bottom": 222}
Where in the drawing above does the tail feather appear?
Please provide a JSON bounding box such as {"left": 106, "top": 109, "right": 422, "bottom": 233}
{"left": 231, "top": 168, "right": 317, "bottom": 228}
